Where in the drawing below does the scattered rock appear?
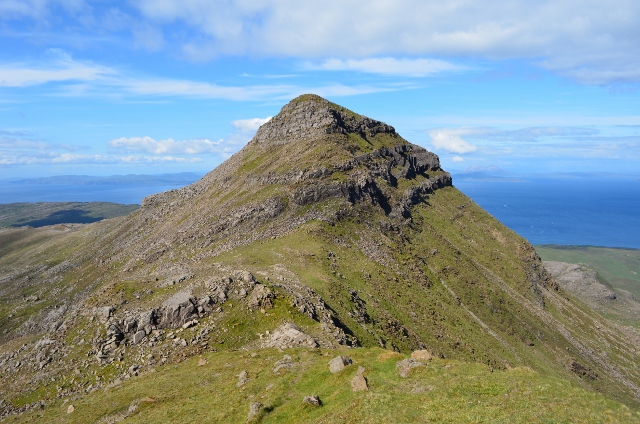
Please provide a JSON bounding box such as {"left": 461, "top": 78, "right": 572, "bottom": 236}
{"left": 328, "top": 355, "right": 352, "bottom": 374}
{"left": 570, "top": 361, "right": 598, "bottom": 380}
{"left": 411, "top": 350, "right": 432, "bottom": 362}
{"left": 237, "top": 370, "right": 249, "bottom": 387}
{"left": 408, "top": 384, "right": 434, "bottom": 394}
{"left": 173, "top": 337, "right": 188, "bottom": 347}
{"left": 242, "top": 271, "right": 256, "bottom": 283}
{"left": 247, "top": 401, "right": 263, "bottom": 422}
{"left": 261, "top": 323, "right": 318, "bottom": 349}
{"left": 351, "top": 374, "right": 368, "bottom": 391}
{"left": 132, "top": 330, "right": 146, "bottom": 344}
{"left": 159, "top": 291, "right": 198, "bottom": 328}
{"left": 67, "top": 404, "right": 75, "bottom": 414}
{"left": 247, "top": 284, "right": 274, "bottom": 310}
{"left": 198, "top": 357, "right": 207, "bottom": 366}
{"left": 273, "top": 354, "right": 293, "bottom": 373}
{"left": 182, "top": 319, "right": 198, "bottom": 329}
{"left": 95, "top": 306, "right": 114, "bottom": 323}
{"left": 302, "top": 395, "right": 322, "bottom": 407}
{"left": 396, "top": 358, "right": 424, "bottom": 378}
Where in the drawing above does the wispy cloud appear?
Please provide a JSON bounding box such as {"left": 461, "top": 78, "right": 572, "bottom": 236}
{"left": 0, "top": 128, "right": 87, "bottom": 152}
{"left": 0, "top": 50, "right": 115, "bottom": 87}
{"left": 428, "top": 125, "right": 640, "bottom": 160}
{"left": 428, "top": 126, "right": 603, "bottom": 151}
{"left": 0, "top": 53, "right": 406, "bottom": 100}
{"left": 306, "top": 58, "right": 465, "bottom": 77}
{"left": 109, "top": 114, "right": 273, "bottom": 157}
{"left": 0, "top": 152, "right": 202, "bottom": 166}
{"left": 108, "top": 136, "right": 228, "bottom": 155}
{"left": 4, "top": 1, "right": 640, "bottom": 85}
{"left": 0, "top": 126, "right": 209, "bottom": 167}
{"left": 127, "top": 0, "right": 640, "bottom": 85}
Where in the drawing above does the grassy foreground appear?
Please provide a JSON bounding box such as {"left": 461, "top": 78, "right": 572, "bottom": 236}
{"left": 7, "top": 347, "right": 638, "bottom": 423}
{"left": 535, "top": 245, "right": 640, "bottom": 299}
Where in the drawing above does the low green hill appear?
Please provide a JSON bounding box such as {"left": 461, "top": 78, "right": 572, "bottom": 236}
{"left": 536, "top": 245, "right": 640, "bottom": 299}
{"left": 537, "top": 245, "right": 640, "bottom": 327}
{"left": 0, "top": 202, "right": 138, "bottom": 228}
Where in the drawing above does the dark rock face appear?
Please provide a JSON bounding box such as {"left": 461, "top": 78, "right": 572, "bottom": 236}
{"left": 570, "top": 361, "right": 598, "bottom": 381}
{"left": 290, "top": 144, "right": 447, "bottom": 211}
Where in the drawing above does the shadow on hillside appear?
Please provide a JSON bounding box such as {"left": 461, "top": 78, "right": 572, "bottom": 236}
{"left": 12, "top": 209, "right": 103, "bottom": 228}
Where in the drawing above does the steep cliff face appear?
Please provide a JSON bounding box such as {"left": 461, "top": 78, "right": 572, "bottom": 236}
{"left": 1, "top": 95, "right": 639, "bottom": 416}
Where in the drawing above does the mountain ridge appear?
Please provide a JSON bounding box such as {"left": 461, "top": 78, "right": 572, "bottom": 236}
{"left": 1, "top": 94, "right": 639, "bottom": 419}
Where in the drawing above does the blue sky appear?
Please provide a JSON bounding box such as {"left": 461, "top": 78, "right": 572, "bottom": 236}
{"left": 1, "top": 0, "right": 640, "bottom": 179}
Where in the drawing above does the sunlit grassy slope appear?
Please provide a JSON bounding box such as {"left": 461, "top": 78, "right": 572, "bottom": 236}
{"left": 7, "top": 347, "right": 639, "bottom": 424}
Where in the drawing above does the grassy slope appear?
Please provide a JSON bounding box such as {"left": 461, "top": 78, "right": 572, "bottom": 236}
{"left": 0, "top": 202, "right": 139, "bottom": 228}
{"left": 6, "top": 347, "right": 638, "bottom": 424}
{"left": 535, "top": 245, "right": 640, "bottom": 299}
{"left": 209, "top": 185, "right": 640, "bottom": 406}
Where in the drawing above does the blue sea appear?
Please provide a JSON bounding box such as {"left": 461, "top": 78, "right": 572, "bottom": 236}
{"left": 0, "top": 183, "right": 184, "bottom": 205}
{"left": 454, "top": 178, "right": 640, "bottom": 249}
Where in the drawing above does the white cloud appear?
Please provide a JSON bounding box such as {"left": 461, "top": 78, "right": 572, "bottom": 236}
{"left": 4, "top": 1, "right": 640, "bottom": 84}
{"left": 428, "top": 126, "right": 603, "bottom": 148}
{"left": 0, "top": 54, "right": 403, "bottom": 100}
{"left": 126, "top": 0, "right": 640, "bottom": 85}
{"left": 0, "top": 0, "right": 48, "bottom": 19}
{"left": 429, "top": 128, "right": 478, "bottom": 154}
{"left": 0, "top": 58, "right": 114, "bottom": 87}
{"left": 307, "top": 58, "right": 465, "bottom": 77}
{"left": 108, "top": 116, "right": 273, "bottom": 159}
{"left": 425, "top": 125, "right": 640, "bottom": 161}
{"left": 108, "top": 136, "right": 229, "bottom": 155}
{"left": 452, "top": 156, "right": 464, "bottom": 162}
{"left": 231, "top": 117, "right": 272, "bottom": 132}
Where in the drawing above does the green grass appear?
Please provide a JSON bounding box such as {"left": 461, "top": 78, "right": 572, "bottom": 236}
{"left": 8, "top": 347, "right": 638, "bottom": 423}
{"left": 535, "top": 245, "right": 640, "bottom": 298}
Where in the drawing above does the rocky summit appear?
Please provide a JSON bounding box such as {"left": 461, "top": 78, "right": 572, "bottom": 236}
{"left": 1, "top": 94, "right": 640, "bottom": 421}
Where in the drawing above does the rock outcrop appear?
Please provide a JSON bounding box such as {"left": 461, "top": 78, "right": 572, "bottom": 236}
{"left": 260, "top": 323, "right": 318, "bottom": 349}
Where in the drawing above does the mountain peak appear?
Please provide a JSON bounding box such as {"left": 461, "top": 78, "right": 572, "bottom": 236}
{"left": 3, "top": 95, "right": 640, "bottom": 417}
{"left": 253, "top": 93, "right": 396, "bottom": 146}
